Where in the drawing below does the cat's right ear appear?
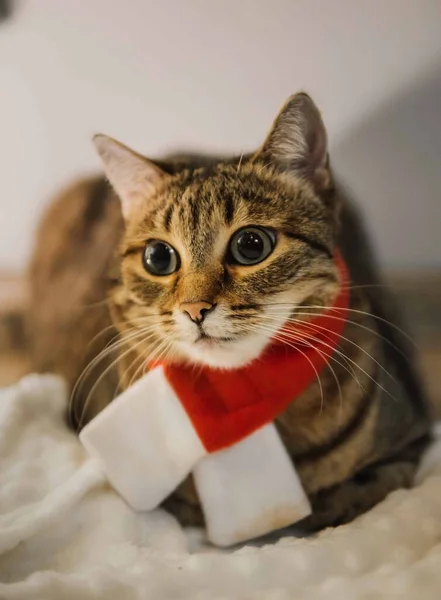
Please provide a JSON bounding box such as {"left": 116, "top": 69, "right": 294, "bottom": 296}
{"left": 254, "top": 93, "right": 331, "bottom": 194}
{"left": 93, "top": 134, "right": 165, "bottom": 220}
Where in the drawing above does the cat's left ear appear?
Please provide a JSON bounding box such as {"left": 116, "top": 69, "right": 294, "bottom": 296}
{"left": 93, "top": 134, "right": 166, "bottom": 220}
{"left": 254, "top": 93, "right": 331, "bottom": 193}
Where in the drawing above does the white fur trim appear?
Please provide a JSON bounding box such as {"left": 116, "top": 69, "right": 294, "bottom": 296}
{"left": 80, "top": 367, "right": 206, "bottom": 511}
{"left": 193, "top": 423, "right": 311, "bottom": 546}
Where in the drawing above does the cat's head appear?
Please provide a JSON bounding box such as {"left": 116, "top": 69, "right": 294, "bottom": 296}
{"left": 94, "top": 93, "right": 342, "bottom": 369}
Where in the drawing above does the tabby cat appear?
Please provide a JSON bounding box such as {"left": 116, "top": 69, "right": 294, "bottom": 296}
{"left": 29, "top": 93, "right": 431, "bottom": 532}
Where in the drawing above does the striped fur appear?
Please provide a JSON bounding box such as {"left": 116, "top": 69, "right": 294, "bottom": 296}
{"left": 28, "top": 93, "right": 432, "bottom": 533}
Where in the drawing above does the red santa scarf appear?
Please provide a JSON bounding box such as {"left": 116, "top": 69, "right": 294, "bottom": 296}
{"left": 81, "top": 252, "right": 349, "bottom": 546}
{"left": 163, "top": 252, "right": 349, "bottom": 452}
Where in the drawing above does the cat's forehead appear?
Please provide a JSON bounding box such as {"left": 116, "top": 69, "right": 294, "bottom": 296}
{"left": 160, "top": 172, "right": 240, "bottom": 263}
{"left": 133, "top": 165, "right": 319, "bottom": 263}
{"left": 154, "top": 165, "right": 308, "bottom": 229}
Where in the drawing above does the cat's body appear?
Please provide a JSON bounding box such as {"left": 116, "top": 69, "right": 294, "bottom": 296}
{"left": 29, "top": 94, "right": 431, "bottom": 533}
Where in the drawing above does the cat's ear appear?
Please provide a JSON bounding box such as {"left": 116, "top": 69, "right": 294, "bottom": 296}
{"left": 93, "top": 134, "right": 165, "bottom": 220}
{"left": 255, "top": 93, "right": 330, "bottom": 192}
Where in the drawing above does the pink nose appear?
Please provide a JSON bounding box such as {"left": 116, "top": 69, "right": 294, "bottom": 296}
{"left": 180, "top": 301, "right": 214, "bottom": 324}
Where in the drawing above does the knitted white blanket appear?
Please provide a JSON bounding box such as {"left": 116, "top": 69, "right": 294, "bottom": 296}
{"left": 0, "top": 374, "right": 440, "bottom": 600}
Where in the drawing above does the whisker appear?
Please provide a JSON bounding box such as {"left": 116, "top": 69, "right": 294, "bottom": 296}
{"left": 254, "top": 159, "right": 275, "bottom": 177}
{"left": 70, "top": 335, "right": 145, "bottom": 427}
{"left": 340, "top": 281, "right": 441, "bottom": 295}
{"left": 250, "top": 321, "right": 358, "bottom": 417}
{"left": 150, "top": 338, "right": 175, "bottom": 368}
{"left": 124, "top": 336, "right": 176, "bottom": 397}
{"left": 285, "top": 330, "right": 345, "bottom": 419}
{"left": 240, "top": 316, "right": 381, "bottom": 406}
{"left": 111, "top": 335, "right": 176, "bottom": 400}
{"left": 76, "top": 331, "right": 159, "bottom": 432}
{"left": 263, "top": 305, "right": 414, "bottom": 363}
{"left": 115, "top": 348, "right": 147, "bottom": 399}
{"left": 261, "top": 303, "right": 416, "bottom": 347}
{"left": 290, "top": 310, "right": 410, "bottom": 362}
{"left": 72, "top": 298, "right": 110, "bottom": 311}
{"left": 268, "top": 323, "right": 397, "bottom": 404}
{"left": 236, "top": 152, "right": 244, "bottom": 174}
{"left": 256, "top": 313, "right": 362, "bottom": 389}
{"left": 270, "top": 315, "right": 399, "bottom": 387}
{"left": 73, "top": 325, "right": 157, "bottom": 401}
{"left": 85, "top": 314, "right": 164, "bottom": 352}
{"left": 133, "top": 337, "right": 169, "bottom": 382}
{"left": 70, "top": 325, "right": 160, "bottom": 426}
{"left": 283, "top": 320, "right": 362, "bottom": 392}
{"left": 240, "top": 322, "right": 325, "bottom": 413}
{"left": 339, "top": 283, "right": 393, "bottom": 291}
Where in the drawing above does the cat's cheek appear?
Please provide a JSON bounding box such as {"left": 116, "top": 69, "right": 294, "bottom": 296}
{"left": 200, "top": 305, "right": 238, "bottom": 339}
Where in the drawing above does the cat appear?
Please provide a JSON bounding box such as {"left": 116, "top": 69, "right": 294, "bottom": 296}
{"left": 28, "top": 92, "right": 432, "bottom": 532}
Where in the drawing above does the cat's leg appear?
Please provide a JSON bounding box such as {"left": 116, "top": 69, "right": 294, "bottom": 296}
{"left": 297, "top": 459, "right": 417, "bottom": 532}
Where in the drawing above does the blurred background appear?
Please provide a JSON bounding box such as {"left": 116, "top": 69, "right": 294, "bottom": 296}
{"left": 0, "top": 1, "right": 440, "bottom": 396}
{"left": 1, "top": 0, "right": 441, "bottom": 271}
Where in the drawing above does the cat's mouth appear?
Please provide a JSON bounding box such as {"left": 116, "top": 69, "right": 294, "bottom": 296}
{"left": 174, "top": 326, "right": 273, "bottom": 369}
{"left": 195, "top": 331, "right": 235, "bottom": 345}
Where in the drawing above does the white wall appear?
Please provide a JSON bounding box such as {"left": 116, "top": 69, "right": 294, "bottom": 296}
{"left": 0, "top": 0, "right": 440, "bottom": 271}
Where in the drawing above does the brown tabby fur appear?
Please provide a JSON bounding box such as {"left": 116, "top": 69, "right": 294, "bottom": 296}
{"left": 28, "top": 94, "right": 431, "bottom": 535}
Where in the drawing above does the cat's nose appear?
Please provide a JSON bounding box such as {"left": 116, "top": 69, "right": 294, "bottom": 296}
{"left": 180, "top": 301, "right": 214, "bottom": 324}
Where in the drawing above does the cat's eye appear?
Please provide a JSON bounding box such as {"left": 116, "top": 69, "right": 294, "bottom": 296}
{"left": 143, "top": 240, "right": 180, "bottom": 276}
{"left": 228, "top": 227, "right": 276, "bottom": 266}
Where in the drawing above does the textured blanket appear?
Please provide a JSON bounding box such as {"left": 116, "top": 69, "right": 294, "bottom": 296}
{"left": 0, "top": 374, "right": 440, "bottom": 599}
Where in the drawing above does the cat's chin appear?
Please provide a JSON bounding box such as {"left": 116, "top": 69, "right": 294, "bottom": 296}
{"left": 174, "top": 332, "right": 271, "bottom": 369}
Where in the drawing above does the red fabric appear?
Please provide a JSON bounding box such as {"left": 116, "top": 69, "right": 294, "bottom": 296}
{"left": 162, "top": 253, "right": 349, "bottom": 453}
